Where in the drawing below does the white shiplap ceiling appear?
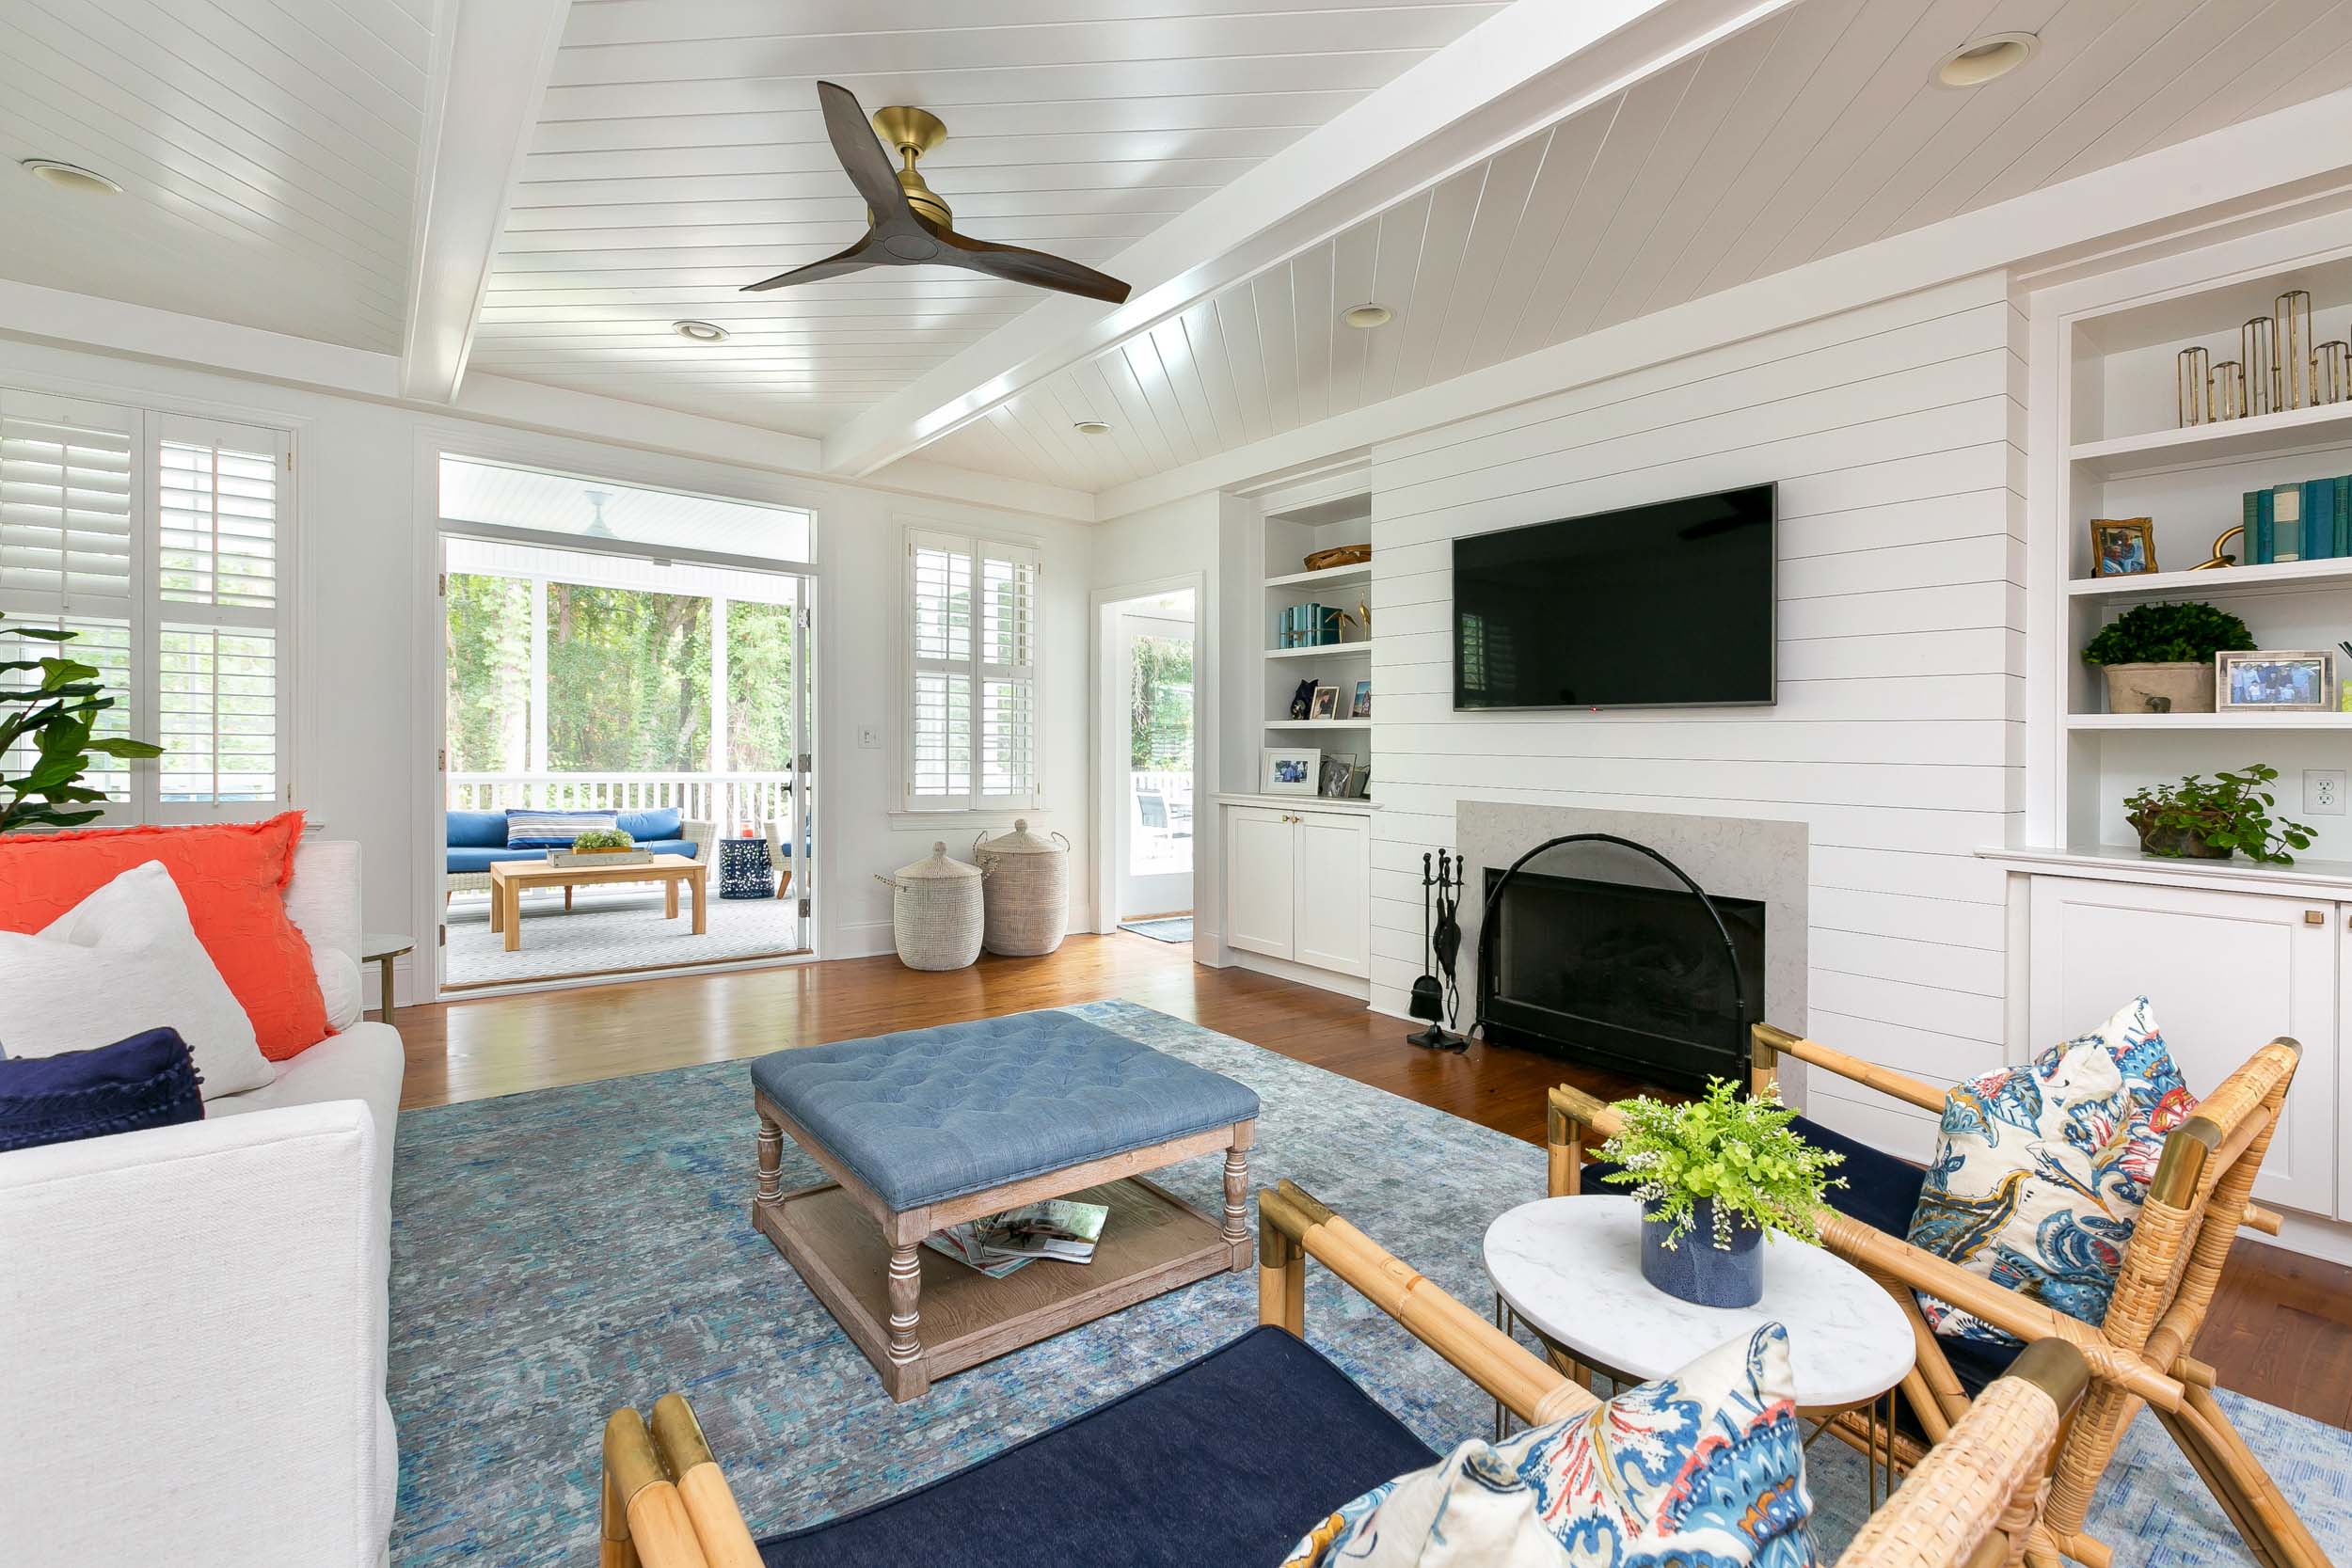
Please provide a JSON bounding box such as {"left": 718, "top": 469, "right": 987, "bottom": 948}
{"left": 923, "top": 0, "right": 2352, "bottom": 490}
{"left": 467, "top": 0, "right": 1507, "bottom": 435}
{"left": 0, "top": 0, "right": 432, "bottom": 354}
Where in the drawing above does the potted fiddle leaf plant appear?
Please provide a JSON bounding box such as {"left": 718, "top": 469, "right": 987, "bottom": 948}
{"left": 1, "top": 622, "right": 163, "bottom": 832}
{"left": 1597, "top": 1078, "right": 1844, "bottom": 1308}
{"left": 2082, "top": 600, "right": 2254, "bottom": 714}
{"left": 2125, "top": 765, "right": 2312, "bottom": 863}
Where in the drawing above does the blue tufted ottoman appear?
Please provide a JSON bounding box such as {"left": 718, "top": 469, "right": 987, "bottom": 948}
{"left": 749, "top": 1009, "right": 1260, "bottom": 1401}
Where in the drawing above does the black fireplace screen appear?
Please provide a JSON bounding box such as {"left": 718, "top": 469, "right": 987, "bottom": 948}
{"left": 1477, "top": 863, "right": 1763, "bottom": 1092}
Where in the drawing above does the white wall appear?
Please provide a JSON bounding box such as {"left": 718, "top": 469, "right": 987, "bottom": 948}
{"left": 1364, "top": 273, "right": 2028, "bottom": 1156}
{"left": 0, "top": 337, "right": 1094, "bottom": 991}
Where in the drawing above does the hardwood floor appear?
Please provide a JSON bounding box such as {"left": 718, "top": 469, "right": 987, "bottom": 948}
{"left": 389, "top": 932, "right": 2352, "bottom": 1430}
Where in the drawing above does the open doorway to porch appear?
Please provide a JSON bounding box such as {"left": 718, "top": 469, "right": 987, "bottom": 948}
{"left": 434, "top": 457, "right": 815, "bottom": 992}
{"left": 1105, "top": 588, "right": 1194, "bottom": 939}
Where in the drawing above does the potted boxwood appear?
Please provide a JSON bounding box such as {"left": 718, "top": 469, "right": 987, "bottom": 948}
{"left": 2083, "top": 601, "right": 2254, "bottom": 714}
{"left": 1596, "top": 1078, "right": 1844, "bottom": 1308}
{"left": 2126, "top": 765, "right": 2312, "bottom": 863}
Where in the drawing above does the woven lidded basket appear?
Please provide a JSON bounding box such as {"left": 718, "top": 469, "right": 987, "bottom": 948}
{"left": 875, "top": 841, "right": 985, "bottom": 970}
{"left": 974, "top": 817, "right": 1071, "bottom": 956}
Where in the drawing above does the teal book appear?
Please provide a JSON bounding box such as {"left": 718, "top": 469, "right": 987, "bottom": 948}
{"left": 2241, "top": 490, "right": 2263, "bottom": 565}
{"left": 2303, "top": 479, "right": 2336, "bottom": 561}
{"left": 2250, "top": 487, "right": 2274, "bottom": 565}
{"left": 2337, "top": 475, "right": 2350, "bottom": 558}
{"left": 2272, "top": 483, "right": 2302, "bottom": 562}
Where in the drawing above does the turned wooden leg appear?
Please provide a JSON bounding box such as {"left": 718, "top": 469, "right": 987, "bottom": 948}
{"left": 1223, "top": 1147, "right": 1250, "bottom": 1254}
{"left": 885, "top": 1242, "right": 925, "bottom": 1396}
{"left": 755, "top": 1115, "right": 783, "bottom": 1208}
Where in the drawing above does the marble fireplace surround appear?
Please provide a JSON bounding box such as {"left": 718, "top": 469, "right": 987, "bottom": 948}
{"left": 1452, "top": 802, "right": 1811, "bottom": 1101}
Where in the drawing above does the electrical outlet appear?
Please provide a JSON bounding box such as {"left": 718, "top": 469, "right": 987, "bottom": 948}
{"left": 2306, "top": 769, "right": 2346, "bottom": 816}
{"left": 858, "top": 725, "right": 883, "bottom": 750}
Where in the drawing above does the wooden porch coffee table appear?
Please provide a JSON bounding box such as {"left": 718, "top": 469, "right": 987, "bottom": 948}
{"left": 486, "top": 853, "right": 707, "bottom": 952}
{"left": 750, "top": 1011, "right": 1261, "bottom": 1401}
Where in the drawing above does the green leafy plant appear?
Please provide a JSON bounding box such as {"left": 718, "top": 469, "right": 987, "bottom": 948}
{"left": 1597, "top": 1078, "right": 1844, "bottom": 1251}
{"left": 1, "top": 622, "right": 163, "bottom": 832}
{"left": 572, "top": 827, "right": 635, "bottom": 851}
{"left": 2082, "top": 600, "right": 2256, "bottom": 667}
{"left": 2126, "top": 766, "right": 2312, "bottom": 864}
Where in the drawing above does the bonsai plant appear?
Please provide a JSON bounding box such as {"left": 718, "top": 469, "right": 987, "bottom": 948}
{"left": 1596, "top": 1077, "right": 1844, "bottom": 1308}
{"left": 2125, "top": 766, "right": 2312, "bottom": 863}
{"left": 570, "top": 826, "right": 636, "bottom": 855}
{"left": 1, "top": 622, "right": 163, "bottom": 832}
{"left": 2082, "top": 600, "right": 2254, "bottom": 714}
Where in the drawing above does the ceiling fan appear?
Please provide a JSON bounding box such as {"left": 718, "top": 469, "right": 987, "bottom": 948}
{"left": 741, "top": 81, "right": 1133, "bottom": 305}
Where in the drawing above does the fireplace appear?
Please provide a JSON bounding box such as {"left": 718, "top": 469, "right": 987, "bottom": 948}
{"left": 1478, "top": 866, "right": 1765, "bottom": 1092}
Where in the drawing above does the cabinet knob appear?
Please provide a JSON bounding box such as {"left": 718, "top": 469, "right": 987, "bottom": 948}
{"left": 2308, "top": 910, "right": 2327, "bottom": 926}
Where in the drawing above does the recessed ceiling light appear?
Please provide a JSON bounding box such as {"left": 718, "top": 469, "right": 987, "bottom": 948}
{"left": 20, "top": 158, "right": 119, "bottom": 195}
{"left": 1933, "top": 33, "right": 2037, "bottom": 88}
{"left": 1073, "top": 420, "right": 1113, "bottom": 436}
{"left": 673, "top": 319, "right": 728, "bottom": 341}
{"left": 1342, "top": 303, "right": 1393, "bottom": 329}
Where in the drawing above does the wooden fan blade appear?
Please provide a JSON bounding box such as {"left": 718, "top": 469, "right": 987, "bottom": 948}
{"left": 934, "top": 228, "right": 1131, "bottom": 305}
{"left": 741, "top": 235, "right": 879, "bottom": 293}
{"left": 818, "top": 80, "right": 913, "bottom": 223}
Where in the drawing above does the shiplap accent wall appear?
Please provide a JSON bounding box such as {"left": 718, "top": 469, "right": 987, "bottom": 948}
{"left": 1366, "top": 272, "right": 2026, "bottom": 1156}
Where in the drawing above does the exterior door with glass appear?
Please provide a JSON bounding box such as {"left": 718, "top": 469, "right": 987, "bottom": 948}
{"left": 1116, "top": 606, "right": 1194, "bottom": 921}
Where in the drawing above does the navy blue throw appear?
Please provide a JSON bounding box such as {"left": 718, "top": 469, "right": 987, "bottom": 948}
{"left": 0, "top": 1027, "right": 204, "bottom": 1153}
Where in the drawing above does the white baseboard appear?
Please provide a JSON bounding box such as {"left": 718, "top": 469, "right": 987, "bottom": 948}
{"left": 2266, "top": 1210, "right": 2352, "bottom": 1267}
{"left": 830, "top": 918, "right": 896, "bottom": 960}
{"left": 1231, "top": 948, "right": 1370, "bottom": 1001}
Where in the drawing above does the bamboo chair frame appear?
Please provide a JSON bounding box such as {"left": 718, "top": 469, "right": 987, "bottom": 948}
{"left": 1546, "top": 1022, "right": 2327, "bottom": 1568}
{"left": 599, "top": 1178, "right": 2084, "bottom": 1568}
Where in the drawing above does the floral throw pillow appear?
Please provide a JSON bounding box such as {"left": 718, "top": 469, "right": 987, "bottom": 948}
{"left": 1907, "top": 996, "right": 2197, "bottom": 1344}
{"left": 1280, "top": 1323, "right": 1815, "bottom": 1567}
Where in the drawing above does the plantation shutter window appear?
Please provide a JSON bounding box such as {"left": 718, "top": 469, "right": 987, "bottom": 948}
{"left": 0, "top": 388, "right": 294, "bottom": 824}
{"left": 904, "top": 528, "right": 1039, "bottom": 812}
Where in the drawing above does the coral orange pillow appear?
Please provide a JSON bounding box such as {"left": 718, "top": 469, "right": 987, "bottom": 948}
{"left": 0, "top": 812, "right": 329, "bottom": 1060}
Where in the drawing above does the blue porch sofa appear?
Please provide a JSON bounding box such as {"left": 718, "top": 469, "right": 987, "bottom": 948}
{"left": 443, "top": 807, "right": 714, "bottom": 897}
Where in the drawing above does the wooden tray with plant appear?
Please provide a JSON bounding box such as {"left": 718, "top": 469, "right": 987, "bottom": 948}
{"left": 552, "top": 827, "right": 651, "bottom": 867}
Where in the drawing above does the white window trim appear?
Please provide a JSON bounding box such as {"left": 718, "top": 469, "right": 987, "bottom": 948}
{"left": 0, "top": 386, "right": 296, "bottom": 825}
{"left": 897, "top": 521, "right": 1042, "bottom": 816}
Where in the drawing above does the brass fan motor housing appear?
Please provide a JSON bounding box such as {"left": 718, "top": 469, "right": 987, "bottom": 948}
{"left": 871, "top": 104, "right": 952, "bottom": 229}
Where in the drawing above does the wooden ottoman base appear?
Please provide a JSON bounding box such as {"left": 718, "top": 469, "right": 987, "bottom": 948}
{"left": 754, "top": 1090, "right": 1254, "bottom": 1402}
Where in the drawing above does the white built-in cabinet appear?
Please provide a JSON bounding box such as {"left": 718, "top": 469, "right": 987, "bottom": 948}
{"left": 1223, "top": 802, "right": 1370, "bottom": 981}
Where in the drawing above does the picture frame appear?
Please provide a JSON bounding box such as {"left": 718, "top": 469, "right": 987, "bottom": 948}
{"left": 2216, "top": 649, "right": 2335, "bottom": 712}
{"left": 1310, "top": 684, "right": 1340, "bottom": 721}
{"left": 2090, "top": 517, "right": 2157, "bottom": 577}
{"left": 1262, "top": 746, "right": 1319, "bottom": 794}
{"left": 1350, "top": 678, "right": 1372, "bottom": 719}
{"left": 1318, "top": 753, "right": 1356, "bottom": 798}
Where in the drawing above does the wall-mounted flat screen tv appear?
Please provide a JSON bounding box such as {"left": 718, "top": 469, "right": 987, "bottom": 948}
{"left": 1453, "top": 483, "right": 1774, "bottom": 710}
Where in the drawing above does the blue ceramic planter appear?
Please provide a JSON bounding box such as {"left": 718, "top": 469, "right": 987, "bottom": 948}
{"left": 1639, "top": 1196, "right": 1763, "bottom": 1307}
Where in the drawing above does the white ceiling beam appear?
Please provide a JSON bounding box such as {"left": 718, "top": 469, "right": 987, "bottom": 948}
{"left": 399, "top": 0, "right": 572, "bottom": 404}
{"left": 1092, "top": 85, "right": 2352, "bottom": 520}
{"left": 818, "top": 0, "right": 1794, "bottom": 479}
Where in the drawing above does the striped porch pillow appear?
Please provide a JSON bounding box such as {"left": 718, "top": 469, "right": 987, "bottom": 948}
{"left": 503, "top": 809, "right": 619, "bottom": 848}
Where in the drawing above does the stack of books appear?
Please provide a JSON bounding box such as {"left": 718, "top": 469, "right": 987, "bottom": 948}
{"left": 2241, "top": 477, "right": 2352, "bottom": 564}
{"left": 1278, "top": 604, "right": 1343, "bottom": 647}
{"left": 922, "top": 1198, "right": 1109, "bottom": 1279}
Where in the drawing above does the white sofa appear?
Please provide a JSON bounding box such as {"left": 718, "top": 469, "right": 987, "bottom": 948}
{"left": 0, "top": 839, "right": 403, "bottom": 1568}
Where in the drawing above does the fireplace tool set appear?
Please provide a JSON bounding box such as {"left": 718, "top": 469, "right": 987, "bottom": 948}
{"left": 1407, "top": 850, "right": 1465, "bottom": 1051}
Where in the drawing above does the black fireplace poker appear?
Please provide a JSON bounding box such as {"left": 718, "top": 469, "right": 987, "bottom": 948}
{"left": 1406, "top": 849, "right": 1466, "bottom": 1052}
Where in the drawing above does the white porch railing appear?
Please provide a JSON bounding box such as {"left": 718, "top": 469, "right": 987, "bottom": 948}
{"left": 449, "top": 771, "right": 797, "bottom": 832}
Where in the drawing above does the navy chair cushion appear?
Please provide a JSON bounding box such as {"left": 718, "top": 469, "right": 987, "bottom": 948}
{"left": 0, "top": 1028, "right": 204, "bottom": 1153}
{"left": 615, "top": 806, "right": 684, "bottom": 841}
{"left": 757, "top": 1325, "right": 1436, "bottom": 1567}
{"left": 446, "top": 809, "right": 510, "bottom": 848}
{"left": 749, "top": 1010, "right": 1261, "bottom": 1212}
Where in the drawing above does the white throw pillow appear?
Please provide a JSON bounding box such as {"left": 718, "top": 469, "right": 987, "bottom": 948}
{"left": 0, "top": 861, "right": 275, "bottom": 1099}
{"left": 314, "top": 946, "right": 363, "bottom": 1033}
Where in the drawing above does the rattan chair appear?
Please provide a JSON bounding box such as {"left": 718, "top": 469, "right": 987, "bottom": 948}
{"left": 597, "top": 1178, "right": 2086, "bottom": 1568}
{"left": 1548, "top": 1022, "right": 2326, "bottom": 1568}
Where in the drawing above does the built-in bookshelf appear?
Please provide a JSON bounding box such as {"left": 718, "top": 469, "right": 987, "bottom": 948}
{"left": 2040, "top": 236, "right": 2352, "bottom": 867}
{"left": 1258, "top": 492, "right": 1376, "bottom": 799}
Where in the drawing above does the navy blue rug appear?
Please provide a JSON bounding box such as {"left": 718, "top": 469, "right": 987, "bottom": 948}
{"left": 385, "top": 1002, "right": 2352, "bottom": 1566}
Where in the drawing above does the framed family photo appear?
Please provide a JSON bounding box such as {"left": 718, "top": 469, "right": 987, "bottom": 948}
{"left": 1262, "top": 746, "right": 1320, "bottom": 794}
{"left": 2090, "top": 517, "right": 2157, "bottom": 577}
{"left": 1310, "top": 684, "right": 1340, "bottom": 721}
{"left": 2216, "top": 649, "right": 2335, "bottom": 712}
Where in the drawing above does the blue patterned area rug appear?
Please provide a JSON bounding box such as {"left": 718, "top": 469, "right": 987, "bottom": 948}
{"left": 387, "top": 1001, "right": 2351, "bottom": 1566}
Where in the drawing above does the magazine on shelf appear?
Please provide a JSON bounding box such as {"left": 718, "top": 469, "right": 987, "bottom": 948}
{"left": 921, "top": 1198, "right": 1110, "bottom": 1276}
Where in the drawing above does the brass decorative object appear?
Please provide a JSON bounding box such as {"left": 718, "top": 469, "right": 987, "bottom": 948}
{"left": 2276, "top": 291, "right": 2314, "bottom": 409}
{"left": 2211, "top": 359, "right": 2247, "bottom": 421}
{"left": 2315, "top": 341, "right": 2349, "bottom": 405}
{"left": 2242, "top": 317, "right": 2278, "bottom": 416}
{"left": 2176, "top": 346, "right": 2211, "bottom": 426}
{"left": 2187, "top": 525, "right": 2244, "bottom": 572}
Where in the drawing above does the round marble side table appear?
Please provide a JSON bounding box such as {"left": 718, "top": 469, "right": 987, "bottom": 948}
{"left": 1484, "top": 1195, "right": 1916, "bottom": 1507}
